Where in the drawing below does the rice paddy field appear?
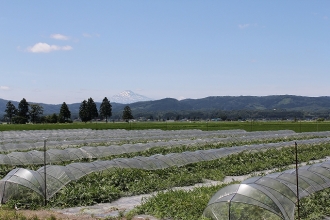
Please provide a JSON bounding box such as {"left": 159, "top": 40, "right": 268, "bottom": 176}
{"left": 0, "top": 121, "right": 330, "bottom": 219}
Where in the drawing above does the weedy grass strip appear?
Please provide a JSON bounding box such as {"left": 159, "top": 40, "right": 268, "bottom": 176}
{"left": 0, "top": 206, "right": 48, "bottom": 220}
{"left": 129, "top": 184, "right": 235, "bottom": 220}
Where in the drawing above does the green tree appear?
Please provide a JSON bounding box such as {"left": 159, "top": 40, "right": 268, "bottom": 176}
{"left": 16, "top": 98, "right": 29, "bottom": 124}
{"left": 45, "top": 113, "right": 59, "bottom": 123}
{"left": 87, "top": 97, "right": 98, "bottom": 121}
{"left": 79, "top": 100, "right": 90, "bottom": 123}
{"left": 4, "top": 101, "right": 17, "bottom": 124}
{"left": 220, "top": 114, "right": 228, "bottom": 121}
{"left": 40, "top": 115, "right": 46, "bottom": 123}
{"left": 59, "top": 102, "right": 71, "bottom": 122}
{"left": 40, "top": 113, "right": 57, "bottom": 123}
{"left": 29, "top": 104, "right": 43, "bottom": 124}
{"left": 99, "top": 97, "right": 112, "bottom": 122}
{"left": 122, "top": 105, "right": 133, "bottom": 122}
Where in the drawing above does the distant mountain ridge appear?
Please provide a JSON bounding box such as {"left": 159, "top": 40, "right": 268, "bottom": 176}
{"left": 1, "top": 95, "right": 330, "bottom": 118}
{"left": 125, "top": 95, "right": 330, "bottom": 113}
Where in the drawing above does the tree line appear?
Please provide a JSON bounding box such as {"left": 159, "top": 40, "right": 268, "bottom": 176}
{"left": 131, "top": 109, "right": 313, "bottom": 121}
{"left": 78, "top": 97, "right": 133, "bottom": 123}
{"left": 5, "top": 98, "right": 319, "bottom": 124}
{"left": 3, "top": 97, "right": 134, "bottom": 124}
{"left": 3, "top": 98, "right": 71, "bottom": 124}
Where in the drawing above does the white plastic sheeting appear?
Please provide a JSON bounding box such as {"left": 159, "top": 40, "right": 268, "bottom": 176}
{"left": 0, "top": 130, "right": 329, "bottom": 165}
{"left": 0, "top": 129, "right": 329, "bottom": 205}
{"left": 0, "top": 135, "right": 330, "bottom": 203}
{"left": 2, "top": 129, "right": 317, "bottom": 153}
{"left": 0, "top": 129, "right": 247, "bottom": 152}
{"left": 203, "top": 160, "right": 330, "bottom": 220}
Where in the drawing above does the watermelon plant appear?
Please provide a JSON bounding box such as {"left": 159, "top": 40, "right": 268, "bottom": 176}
{"left": 38, "top": 142, "right": 330, "bottom": 209}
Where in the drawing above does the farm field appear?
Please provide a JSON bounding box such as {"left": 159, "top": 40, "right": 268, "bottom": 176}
{"left": 1, "top": 120, "right": 330, "bottom": 132}
{"left": 0, "top": 123, "right": 330, "bottom": 219}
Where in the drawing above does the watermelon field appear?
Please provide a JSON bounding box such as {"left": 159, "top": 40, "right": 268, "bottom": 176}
{"left": 0, "top": 121, "right": 330, "bottom": 219}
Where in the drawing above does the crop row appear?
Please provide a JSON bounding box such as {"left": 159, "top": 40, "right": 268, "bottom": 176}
{"left": 132, "top": 170, "right": 330, "bottom": 220}
{"left": 0, "top": 129, "right": 245, "bottom": 149}
{"left": 2, "top": 136, "right": 329, "bottom": 203}
{"left": 3, "top": 129, "right": 321, "bottom": 153}
{"left": 0, "top": 130, "right": 327, "bottom": 166}
{"left": 0, "top": 130, "right": 325, "bottom": 183}
{"left": 3, "top": 140, "right": 330, "bottom": 210}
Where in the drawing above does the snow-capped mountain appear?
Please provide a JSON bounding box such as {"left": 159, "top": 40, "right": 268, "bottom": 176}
{"left": 111, "top": 90, "right": 153, "bottom": 104}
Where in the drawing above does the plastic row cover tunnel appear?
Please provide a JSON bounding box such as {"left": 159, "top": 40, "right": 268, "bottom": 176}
{"left": 0, "top": 129, "right": 249, "bottom": 151}
{"left": 2, "top": 131, "right": 329, "bottom": 166}
{"left": 0, "top": 129, "right": 249, "bottom": 153}
{"left": 1, "top": 129, "right": 315, "bottom": 153}
{"left": 0, "top": 139, "right": 307, "bottom": 203}
{"left": 203, "top": 160, "right": 330, "bottom": 220}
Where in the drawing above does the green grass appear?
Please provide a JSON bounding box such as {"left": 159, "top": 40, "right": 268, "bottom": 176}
{"left": 0, "top": 207, "right": 56, "bottom": 220}
{"left": 1, "top": 120, "right": 330, "bottom": 132}
{"left": 130, "top": 185, "right": 228, "bottom": 220}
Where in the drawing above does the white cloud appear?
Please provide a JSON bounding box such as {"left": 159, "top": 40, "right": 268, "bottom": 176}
{"left": 27, "top": 43, "right": 73, "bottom": 53}
{"left": 238, "top": 24, "right": 250, "bottom": 29}
{"left": 238, "top": 23, "right": 257, "bottom": 29}
{"left": 61, "top": 45, "right": 73, "bottom": 50}
{"left": 0, "top": 86, "right": 9, "bottom": 90}
{"left": 83, "top": 33, "right": 92, "bottom": 38}
{"left": 50, "top": 34, "right": 70, "bottom": 40}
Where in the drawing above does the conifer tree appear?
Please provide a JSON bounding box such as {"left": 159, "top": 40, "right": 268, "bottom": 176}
{"left": 87, "top": 97, "right": 98, "bottom": 121}
{"left": 99, "top": 97, "right": 112, "bottom": 122}
{"left": 59, "top": 102, "right": 71, "bottom": 122}
{"left": 17, "top": 98, "right": 29, "bottom": 124}
{"left": 79, "top": 100, "right": 89, "bottom": 123}
{"left": 122, "top": 105, "right": 133, "bottom": 122}
{"left": 4, "top": 101, "right": 17, "bottom": 124}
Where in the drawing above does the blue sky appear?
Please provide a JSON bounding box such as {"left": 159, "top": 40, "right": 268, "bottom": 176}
{"left": 1, "top": 1, "right": 330, "bottom": 104}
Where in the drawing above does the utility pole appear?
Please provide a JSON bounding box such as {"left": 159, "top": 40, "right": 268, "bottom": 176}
{"left": 295, "top": 142, "right": 300, "bottom": 220}
{"left": 44, "top": 139, "right": 47, "bottom": 206}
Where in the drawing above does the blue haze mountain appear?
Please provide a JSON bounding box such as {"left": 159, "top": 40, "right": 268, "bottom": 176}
{"left": 0, "top": 95, "right": 330, "bottom": 119}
